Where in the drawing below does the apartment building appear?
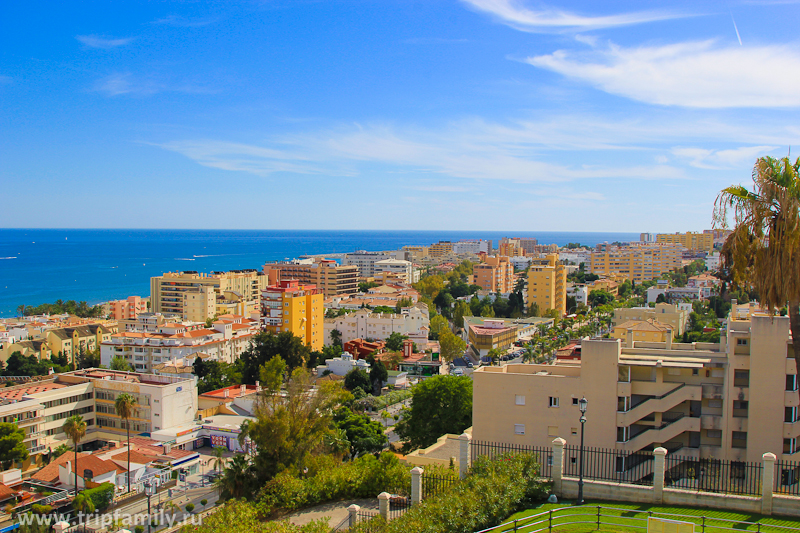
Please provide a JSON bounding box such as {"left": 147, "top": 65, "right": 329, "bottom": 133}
{"left": 323, "top": 306, "right": 429, "bottom": 346}
{"left": 106, "top": 296, "right": 148, "bottom": 320}
{"left": 611, "top": 319, "right": 673, "bottom": 343}
{"left": 464, "top": 316, "right": 553, "bottom": 356}
{"left": 429, "top": 241, "right": 454, "bottom": 258}
{"left": 473, "top": 255, "right": 514, "bottom": 293}
{"left": 590, "top": 244, "right": 681, "bottom": 282}
{"left": 262, "top": 258, "right": 359, "bottom": 298}
{"left": 473, "top": 303, "right": 800, "bottom": 483}
{"left": 498, "top": 238, "right": 524, "bottom": 257}
{"left": 45, "top": 325, "right": 112, "bottom": 363}
{"left": 150, "top": 270, "right": 268, "bottom": 321}
{"left": 452, "top": 240, "right": 491, "bottom": 255}
{"left": 614, "top": 303, "right": 690, "bottom": 336}
{"left": 261, "top": 280, "right": 324, "bottom": 351}
{"left": 657, "top": 232, "right": 715, "bottom": 252}
{"left": 527, "top": 254, "right": 567, "bottom": 317}
{"left": 0, "top": 369, "right": 197, "bottom": 467}
{"left": 101, "top": 315, "right": 259, "bottom": 371}
{"left": 374, "top": 259, "right": 417, "bottom": 284}
{"left": 402, "top": 246, "right": 430, "bottom": 261}
{"left": 342, "top": 251, "right": 392, "bottom": 278}
{"left": 519, "top": 238, "right": 538, "bottom": 255}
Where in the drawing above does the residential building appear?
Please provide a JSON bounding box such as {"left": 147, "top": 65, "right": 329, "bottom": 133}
{"left": 688, "top": 274, "right": 722, "bottom": 298}
{"left": 107, "top": 296, "right": 148, "bottom": 320}
{"left": 509, "top": 256, "right": 533, "bottom": 270}
{"left": 101, "top": 315, "right": 259, "bottom": 371}
{"left": 705, "top": 252, "right": 721, "bottom": 271}
{"left": 318, "top": 352, "right": 371, "bottom": 376}
{"left": 519, "top": 238, "right": 538, "bottom": 255}
{"left": 527, "top": 254, "right": 567, "bottom": 318}
{"left": 373, "top": 259, "right": 416, "bottom": 284}
{"left": 640, "top": 233, "right": 656, "bottom": 243}
{"left": 473, "top": 255, "right": 514, "bottom": 293}
{"left": 611, "top": 319, "right": 673, "bottom": 343}
{"left": 472, "top": 303, "right": 800, "bottom": 475}
{"left": 589, "top": 243, "right": 682, "bottom": 282}
{"left": 704, "top": 229, "right": 733, "bottom": 247}
{"left": 117, "top": 312, "right": 184, "bottom": 333}
{"left": 44, "top": 324, "right": 112, "bottom": 366}
{"left": 343, "top": 338, "right": 385, "bottom": 358}
{"left": 464, "top": 316, "right": 553, "bottom": 356}
{"left": 452, "top": 240, "right": 490, "bottom": 255}
{"left": 342, "top": 251, "right": 391, "bottom": 278}
{"left": 566, "top": 285, "right": 588, "bottom": 307}
{"left": 323, "top": 306, "right": 429, "bottom": 346}
{"left": 657, "top": 232, "right": 715, "bottom": 252}
{"left": 614, "top": 303, "right": 690, "bottom": 336}
{"left": 498, "top": 238, "right": 524, "bottom": 257}
{"left": 559, "top": 250, "right": 592, "bottom": 266}
{"left": 402, "top": 246, "right": 430, "bottom": 261}
{"left": 324, "top": 285, "right": 421, "bottom": 310}
{"left": 150, "top": 270, "right": 268, "bottom": 321}
{"left": 261, "top": 279, "right": 324, "bottom": 351}
{"left": 429, "top": 241, "right": 454, "bottom": 257}
{"left": 262, "top": 258, "right": 359, "bottom": 298}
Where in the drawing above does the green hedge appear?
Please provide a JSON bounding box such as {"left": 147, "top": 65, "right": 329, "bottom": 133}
{"left": 82, "top": 482, "right": 114, "bottom": 511}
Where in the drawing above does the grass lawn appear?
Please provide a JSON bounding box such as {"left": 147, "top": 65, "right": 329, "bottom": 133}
{"left": 487, "top": 500, "right": 800, "bottom": 533}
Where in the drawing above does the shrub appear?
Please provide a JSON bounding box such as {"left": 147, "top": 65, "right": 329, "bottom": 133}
{"left": 31, "top": 504, "right": 52, "bottom": 515}
{"left": 201, "top": 499, "right": 208, "bottom": 507}
{"left": 186, "top": 503, "right": 195, "bottom": 513}
{"left": 81, "top": 482, "right": 114, "bottom": 511}
{"left": 135, "top": 526, "right": 144, "bottom": 533}
{"left": 188, "top": 499, "right": 331, "bottom": 533}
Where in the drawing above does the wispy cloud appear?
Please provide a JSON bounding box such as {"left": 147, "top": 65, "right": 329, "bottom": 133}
{"left": 76, "top": 35, "right": 135, "bottom": 49}
{"left": 460, "top": 0, "right": 684, "bottom": 32}
{"left": 92, "top": 72, "right": 218, "bottom": 97}
{"left": 671, "top": 145, "right": 778, "bottom": 169}
{"left": 151, "top": 14, "right": 215, "bottom": 27}
{"left": 527, "top": 40, "right": 800, "bottom": 108}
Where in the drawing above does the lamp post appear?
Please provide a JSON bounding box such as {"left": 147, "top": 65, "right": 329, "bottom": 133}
{"left": 577, "top": 397, "right": 588, "bottom": 505}
{"left": 145, "top": 479, "right": 157, "bottom": 533}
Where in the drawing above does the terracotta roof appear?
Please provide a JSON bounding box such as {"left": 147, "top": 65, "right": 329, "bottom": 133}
{"left": 70, "top": 455, "right": 121, "bottom": 477}
{"left": 616, "top": 319, "right": 672, "bottom": 333}
{"left": 111, "top": 451, "right": 154, "bottom": 465}
{"left": 0, "top": 484, "right": 17, "bottom": 501}
{"left": 0, "top": 382, "right": 66, "bottom": 400}
{"left": 32, "top": 452, "right": 90, "bottom": 483}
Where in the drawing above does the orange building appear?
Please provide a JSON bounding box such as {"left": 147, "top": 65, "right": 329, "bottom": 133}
{"left": 108, "top": 296, "right": 147, "bottom": 320}
{"left": 473, "top": 256, "right": 514, "bottom": 293}
{"left": 261, "top": 280, "right": 324, "bottom": 350}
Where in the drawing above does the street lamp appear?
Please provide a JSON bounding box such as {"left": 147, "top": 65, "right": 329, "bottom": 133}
{"left": 145, "top": 479, "right": 157, "bottom": 533}
{"left": 577, "top": 397, "right": 588, "bottom": 505}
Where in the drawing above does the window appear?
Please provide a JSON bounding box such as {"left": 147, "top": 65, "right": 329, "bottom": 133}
{"left": 617, "top": 426, "right": 630, "bottom": 442}
{"left": 733, "top": 400, "right": 749, "bottom": 410}
{"left": 787, "top": 374, "right": 798, "bottom": 392}
{"left": 708, "top": 399, "right": 722, "bottom": 409}
{"left": 784, "top": 438, "right": 798, "bottom": 455}
{"left": 572, "top": 398, "right": 579, "bottom": 406}
{"left": 514, "top": 424, "right": 525, "bottom": 435}
{"left": 734, "top": 370, "right": 750, "bottom": 387}
{"left": 732, "top": 431, "right": 747, "bottom": 448}
{"left": 515, "top": 395, "right": 525, "bottom": 406}
{"left": 737, "top": 338, "right": 748, "bottom": 345}
{"left": 786, "top": 406, "right": 799, "bottom": 423}
{"left": 571, "top": 428, "right": 578, "bottom": 436}
{"left": 549, "top": 397, "right": 559, "bottom": 408}
{"left": 707, "top": 430, "right": 722, "bottom": 439}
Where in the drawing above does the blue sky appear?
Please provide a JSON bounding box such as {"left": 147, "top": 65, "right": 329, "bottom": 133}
{"left": 3, "top": 0, "right": 800, "bottom": 232}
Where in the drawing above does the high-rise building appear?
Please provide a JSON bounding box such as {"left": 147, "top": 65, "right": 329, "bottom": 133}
{"left": 518, "top": 238, "right": 538, "bottom": 255}
{"left": 499, "top": 238, "right": 524, "bottom": 257}
{"left": 473, "top": 255, "right": 514, "bottom": 293}
{"left": 107, "top": 296, "right": 148, "bottom": 320}
{"left": 263, "top": 258, "right": 359, "bottom": 298}
{"left": 527, "top": 253, "right": 567, "bottom": 317}
{"left": 452, "top": 240, "right": 491, "bottom": 255}
{"left": 261, "top": 280, "right": 324, "bottom": 351}
{"left": 589, "top": 244, "right": 681, "bottom": 282}
{"left": 656, "top": 232, "right": 715, "bottom": 252}
{"left": 342, "top": 251, "right": 391, "bottom": 278}
{"left": 428, "top": 241, "right": 454, "bottom": 257}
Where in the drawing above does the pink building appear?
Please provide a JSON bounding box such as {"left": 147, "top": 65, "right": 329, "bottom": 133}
{"left": 108, "top": 296, "right": 147, "bottom": 320}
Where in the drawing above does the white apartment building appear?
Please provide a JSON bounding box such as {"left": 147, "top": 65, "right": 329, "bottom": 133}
{"left": 323, "top": 307, "right": 430, "bottom": 346}
{"left": 705, "top": 252, "right": 721, "bottom": 271}
{"left": 373, "top": 259, "right": 417, "bottom": 283}
{"left": 318, "top": 352, "right": 371, "bottom": 376}
{"left": 342, "top": 251, "right": 393, "bottom": 278}
{"left": 566, "top": 285, "right": 588, "bottom": 307}
{"left": 453, "top": 240, "right": 491, "bottom": 255}
{"left": 101, "top": 315, "right": 258, "bottom": 372}
{"left": 559, "top": 250, "right": 593, "bottom": 265}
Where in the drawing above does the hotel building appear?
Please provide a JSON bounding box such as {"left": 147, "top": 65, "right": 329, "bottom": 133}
{"left": 263, "top": 258, "right": 359, "bottom": 298}
{"left": 589, "top": 244, "right": 681, "bottom": 282}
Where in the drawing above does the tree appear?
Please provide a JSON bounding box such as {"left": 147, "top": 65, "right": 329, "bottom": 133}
{"left": 382, "top": 351, "right": 404, "bottom": 370}
{"left": 486, "top": 348, "right": 504, "bottom": 366}
{"left": 114, "top": 393, "right": 138, "bottom": 493}
{"left": 358, "top": 281, "right": 380, "bottom": 293}
{"left": 395, "top": 297, "right": 414, "bottom": 313}
{"left": 218, "top": 454, "right": 255, "bottom": 500}
{"left": 77, "top": 347, "right": 101, "bottom": 369}
{"left": 384, "top": 332, "right": 408, "bottom": 352}
{"left": 480, "top": 304, "right": 495, "bottom": 317}
{"left": 438, "top": 329, "right": 466, "bottom": 363}
{"left": 395, "top": 375, "right": 472, "bottom": 452}
{"left": 72, "top": 493, "right": 95, "bottom": 531}
{"left": 655, "top": 293, "right": 668, "bottom": 304}
{"left": 333, "top": 407, "right": 388, "bottom": 458}
{"left": 452, "top": 300, "right": 472, "bottom": 331}
{"left": 52, "top": 443, "right": 70, "bottom": 459}
{"left": 239, "top": 331, "right": 311, "bottom": 383}
{"left": 588, "top": 290, "right": 614, "bottom": 307}
{"left": 428, "top": 314, "right": 450, "bottom": 341}
{"left": 0, "top": 422, "right": 28, "bottom": 469}
{"left": 367, "top": 357, "right": 388, "bottom": 395}
{"left": 63, "top": 415, "right": 87, "bottom": 492}
{"left": 109, "top": 356, "right": 133, "bottom": 372}
{"left": 715, "top": 156, "right": 800, "bottom": 383}
{"left": 344, "top": 368, "right": 371, "bottom": 395}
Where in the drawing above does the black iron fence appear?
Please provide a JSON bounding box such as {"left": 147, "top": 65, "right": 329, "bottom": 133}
{"left": 665, "top": 454, "right": 762, "bottom": 496}
{"left": 469, "top": 440, "right": 553, "bottom": 478}
{"left": 563, "top": 445, "right": 654, "bottom": 486}
{"left": 421, "top": 471, "right": 459, "bottom": 499}
{"left": 774, "top": 459, "right": 800, "bottom": 496}
{"left": 388, "top": 495, "right": 411, "bottom": 520}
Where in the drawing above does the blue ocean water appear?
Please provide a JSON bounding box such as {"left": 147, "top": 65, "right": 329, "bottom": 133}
{"left": 0, "top": 229, "right": 638, "bottom": 317}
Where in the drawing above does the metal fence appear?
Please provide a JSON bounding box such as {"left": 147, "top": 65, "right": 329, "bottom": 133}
{"left": 388, "top": 496, "right": 411, "bottom": 520}
{"left": 470, "top": 440, "right": 553, "bottom": 478}
{"left": 665, "top": 454, "right": 762, "bottom": 496}
{"left": 774, "top": 459, "right": 800, "bottom": 496}
{"left": 563, "top": 445, "right": 654, "bottom": 486}
{"left": 421, "top": 471, "right": 459, "bottom": 499}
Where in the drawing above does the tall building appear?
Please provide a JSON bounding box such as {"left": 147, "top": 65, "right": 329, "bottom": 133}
{"left": 589, "top": 243, "right": 681, "bottom": 282}
{"left": 261, "top": 279, "right": 324, "bottom": 351}
{"left": 657, "top": 232, "right": 715, "bottom": 252}
{"left": 107, "top": 296, "right": 148, "bottom": 320}
{"left": 428, "top": 241, "right": 454, "bottom": 258}
{"left": 499, "top": 238, "right": 524, "bottom": 257}
{"left": 640, "top": 233, "right": 656, "bottom": 243}
{"left": 518, "top": 238, "right": 538, "bottom": 255}
{"left": 473, "top": 255, "right": 514, "bottom": 293}
{"left": 527, "top": 253, "right": 567, "bottom": 317}
{"left": 263, "top": 258, "right": 359, "bottom": 298}
{"left": 452, "top": 240, "right": 491, "bottom": 255}
{"left": 373, "top": 258, "right": 416, "bottom": 284}
{"left": 150, "top": 270, "right": 268, "bottom": 320}
{"left": 472, "top": 303, "right": 799, "bottom": 471}
{"left": 342, "top": 251, "right": 391, "bottom": 278}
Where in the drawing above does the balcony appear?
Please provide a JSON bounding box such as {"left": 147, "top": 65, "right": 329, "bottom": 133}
{"left": 617, "top": 383, "right": 701, "bottom": 427}
{"left": 617, "top": 414, "right": 701, "bottom": 452}
{"left": 702, "top": 384, "right": 724, "bottom": 400}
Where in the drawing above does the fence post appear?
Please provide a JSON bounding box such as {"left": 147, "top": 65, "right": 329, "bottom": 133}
{"left": 653, "top": 447, "right": 667, "bottom": 504}
{"left": 348, "top": 504, "right": 360, "bottom": 528}
{"left": 552, "top": 437, "right": 566, "bottom": 496}
{"left": 761, "top": 452, "right": 776, "bottom": 516}
{"left": 459, "top": 432, "right": 471, "bottom": 479}
{"left": 378, "top": 492, "right": 390, "bottom": 521}
{"left": 411, "top": 466, "right": 424, "bottom": 505}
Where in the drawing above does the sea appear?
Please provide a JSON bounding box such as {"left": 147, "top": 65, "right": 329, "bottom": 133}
{"left": 0, "top": 229, "right": 639, "bottom": 318}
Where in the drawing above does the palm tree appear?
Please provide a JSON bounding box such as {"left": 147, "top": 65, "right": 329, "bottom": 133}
{"left": 73, "top": 492, "right": 95, "bottom": 533}
{"left": 217, "top": 454, "right": 255, "bottom": 500}
{"left": 62, "top": 415, "right": 86, "bottom": 493}
{"left": 714, "top": 156, "right": 800, "bottom": 386}
{"left": 237, "top": 419, "right": 251, "bottom": 456}
{"left": 114, "top": 393, "right": 138, "bottom": 493}
{"left": 211, "top": 447, "right": 225, "bottom": 498}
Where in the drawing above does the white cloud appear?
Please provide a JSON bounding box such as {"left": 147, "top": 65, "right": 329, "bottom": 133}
{"left": 671, "top": 145, "right": 779, "bottom": 169}
{"left": 76, "top": 35, "right": 135, "bottom": 49}
{"left": 460, "top": 0, "right": 683, "bottom": 32}
{"left": 528, "top": 40, "right": 800, "bottom": 108}
{"left": 92, "top": 72, "right": 217, "bottom": 97}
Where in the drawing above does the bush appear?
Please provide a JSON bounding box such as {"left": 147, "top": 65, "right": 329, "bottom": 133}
{"left": 135, "top": 526, "right": 144, "bottom": 533}
{"left": 201, "top": 499, "right": 208, "bottom": 507}
{"left": 31, "top": 504, "right": 52, "bottom": 515}
{"left": 189, "top": 499, "right": 331, "bottom": 533}
{"left": 82, "top": 482, "right": 114, "bottom": 511}
{"left": 186, "top": 503, "right": 195, "bottom": 513}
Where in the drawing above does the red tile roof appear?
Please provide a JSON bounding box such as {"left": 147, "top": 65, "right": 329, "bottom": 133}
{"left": 31, "top": 452, "right": 90, "bottom": 483}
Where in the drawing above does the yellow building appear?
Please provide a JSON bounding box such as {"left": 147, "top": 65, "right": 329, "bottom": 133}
{"left": 614, "top": 303, "right": 690, "bottom": 335}
{"left": 611, "top": 319, "right": 673, "bottom": 343}
{"left": 527, "top": 254, "right": 567, "bottom": 317}
{"left": 657, "top": 232, "right": 715, "bottom": 252}
{"left": 261, "top": 280, "right": 324, "bottom": 351}
{"left": 498, "top": 238, "right": 524, "bottom": 257}
{"left": 473, "top": 255, "right": 514, "bottom": 293}
{"left": 589, "top": 244, "right": 681, "bottom": 282}
{"left": 428, "top": 241, "right": 454, "bottom": 257}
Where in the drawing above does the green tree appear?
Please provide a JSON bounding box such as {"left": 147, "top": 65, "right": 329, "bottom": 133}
{"left": 438, "top": 329, "right": 466, "bottom": 363}
{"left": 715, "top": 156, "right": 800, "bottom": 378}
{"left": 62, "top": 415, "right": 86, "bottom": 492}
{"left": 0, "top": 422, "right": 28, "bottom": 469}
{"left": 452, "top": 300, "right": 472, "bottom": 331}
{"left": 109, "top": 356, "right": 133, "bottom": 372}
{"left": 218, "top": 454, "right": 255, "bottom": 500}
{"left": 344, "top": 368, "right": 371, "bottom": 395}
{"left": 77, "top": 347, "right": 101, "bottom": 369}
{"left": 588, "top": 290, "right": 615, "bottom": 307}
{"left": 239, "top": 331, "right": 311, "bottom": 383}
{"left": 486, "top": 348, "right": 504, "bottom": 366}
{"left": 395, "top": 297, "right": 414, "bottom": 313}
{"left": 329, "top": 328, "right": 343, "bottom": 348}
{"left": 384, "top": 332, "right": 408, "bottom": 352}
{"left": 52, "top": 443, "right": 70, "bottom": 459}
{"left": 358, "top": 281, "right": 380, "bottom": 293}
{"left": 428, "top": 315, "right": 449, "bottom": 340}
{"left": 366, "top": 357, "right": 388, "bottom": 395}
{"left": 395, "top": 375, "right": 472, "bottom": 452}
{"left": 480, "top": 304, "right": 495, "bottom": 317}
{"left": 114, "top": 393, "right": 138, "bottom": 493}
{"left": 333, "top": 407, "right": 388, "bottom": 458}
{"left": 72, "top": 493, "right": 95, "bottom": 531}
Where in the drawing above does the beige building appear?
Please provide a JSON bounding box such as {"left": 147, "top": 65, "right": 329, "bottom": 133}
{"left": 150, "top": 270, "right": 268, "bottom": 321}
{"left": 263, "top": 258, "right": 359, "bottom": 298}
{"left": 657, "top": 232, "right": 715, "bottom": 252}
{"left": 473, "top": 303, "right": 799, "bottom": 473}
{"left": 614, "top": 303, "right": 690, "bottom": 336}
{"left": 261, "top": 280, "right": 324, "bottom": 351}
{"left": 429, "top": 241, "right": 454, "bottom": 258}
{"left": 473, "top": 255, "right": 514, "bottom": 293}
{"left": 590, "top": 244, "right": 681, "bottom": 282}
{"left": 527, "top": 254, "right": 567, "bottom": 317}
{"left": 612, "top": 319, "right": 673, "bottom": 343}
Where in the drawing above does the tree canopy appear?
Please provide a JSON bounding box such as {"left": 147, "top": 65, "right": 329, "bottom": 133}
{"left": 0, "top": 422, "right": 28, "bottom": 469}
{"left": 239, "top": 331, "right": 313, "bottom": 384}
